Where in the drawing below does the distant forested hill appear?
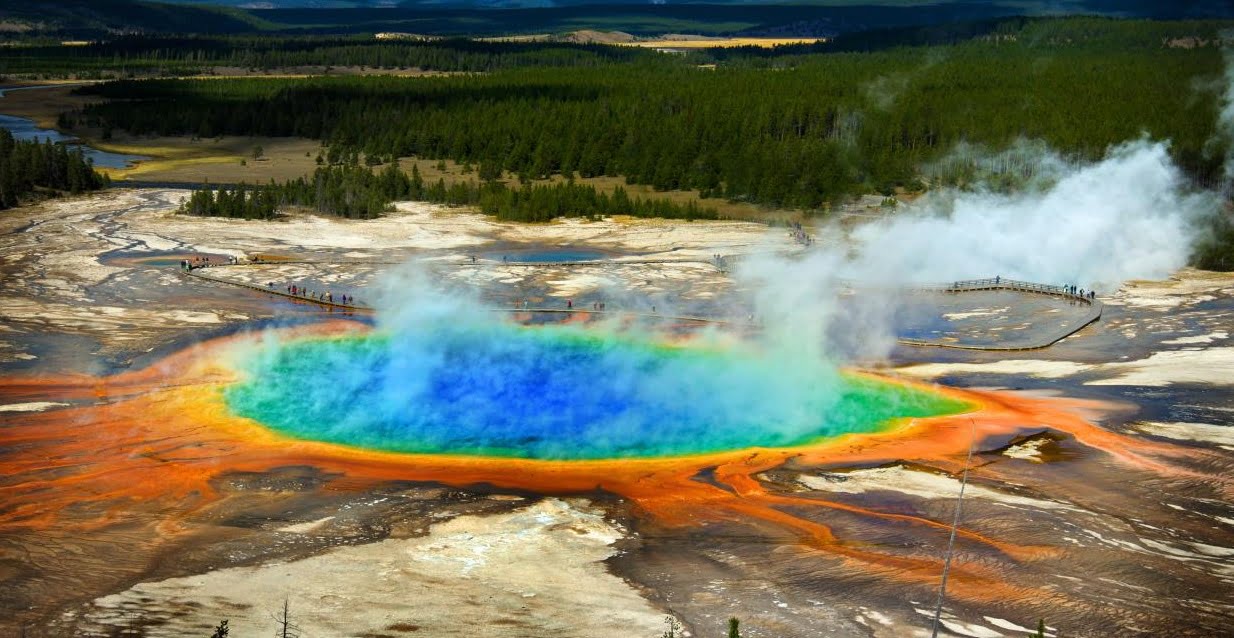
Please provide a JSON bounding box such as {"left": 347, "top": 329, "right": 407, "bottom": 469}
{"left": 0, "top": 36, "right": 660, "bottom": 78}
{"left": 4, "top": 0, "right": 1231, "bottom": 39}
{"left": 155, "top": 0, "right": 1234, "bottom": 17}
{"left": 0, "top": 1, "right": 270, "bottom": 38}
{"left": 6, "top": 13, "right": 1226, "bottom": 78}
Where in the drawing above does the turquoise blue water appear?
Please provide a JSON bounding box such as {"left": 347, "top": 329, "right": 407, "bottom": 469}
{"left": 485, "top": 248, "right": 609, "bottom": 263}
{"left": 225, "top": 324, "right": 967, "bottom": 460}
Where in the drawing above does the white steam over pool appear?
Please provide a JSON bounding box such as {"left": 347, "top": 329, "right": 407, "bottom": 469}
{"left": 843, "top": 140, "right": 1216, "bottom": 289}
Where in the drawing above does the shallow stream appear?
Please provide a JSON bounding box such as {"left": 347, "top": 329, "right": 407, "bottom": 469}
{"left": 0, "top": 86, "right": 148, "bottom": 169}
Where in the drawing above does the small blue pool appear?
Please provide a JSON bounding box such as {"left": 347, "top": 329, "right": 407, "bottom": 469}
{"left": 486, "top": 247, "right": 610, "bottom": 263}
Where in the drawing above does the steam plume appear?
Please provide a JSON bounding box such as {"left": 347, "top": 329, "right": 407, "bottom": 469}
{"left": 737, "top": 139, "right": 1218, "bottom": 360}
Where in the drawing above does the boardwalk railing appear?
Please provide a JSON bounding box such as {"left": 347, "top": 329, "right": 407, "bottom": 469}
{"left": 899, "top": 277, "right": 1103, "bottom": 351}
{"left": 914, "top": 277, "right": 1096, "bottom": 304}
{"left": 184, "top": 267, "right": 369, "bottom": 312}
{"left": 183, "top": 260, "right": 1101, "bottom": 350}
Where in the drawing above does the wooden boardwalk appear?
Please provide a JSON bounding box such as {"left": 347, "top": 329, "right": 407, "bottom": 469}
{"left": 184, "top": 266, "right": 739, "bottom": 323}
{"left": 185, "top": 266, "right": 1100, "bottom": 350}
{"left": 898, "top": 277, "right": 1103, "bottom": 351}
{"left": 185, "top": 267, "right": 370, "bottom": 312}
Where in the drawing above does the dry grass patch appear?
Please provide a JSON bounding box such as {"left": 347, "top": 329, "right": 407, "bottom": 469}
{"left": 395, "top": 157, "right": 799, "bottom": 222}
{"left": 0, "top": 83, "right": 100, "bottom": 128}
{"left": 100, "top": 135, "right": 322, "bottom": 183}
{"left": 190, "top": 66, "right": 466, "bottom": 79}
{"left": 0, "top": 85, "right": 321, "bottom": 183}
{"left": 631, "top": 37, "right": 823, "bottom": 49}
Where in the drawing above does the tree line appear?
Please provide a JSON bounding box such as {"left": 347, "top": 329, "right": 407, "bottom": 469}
{"left": 11, "top": 17, "right": 1224, "bottom": 79}
{"left": 12, "top": 0, "right": 1225, "bottom": 41}
{"left": 0, "top": 130, "right": 108, "bottom": 210}
{"left": 179, "top": 162, "right": 717, "bottom": 223}
{"left": 0, "top": 35, "right": 661, "bottom": 78}
{"left": 1194, "top": 213, "right": 1234, "bottom": 272}
{"left": 700, "top": 16, "right": 1231, "bottom": 62}
{"left": 179, "top": 184, "right": 281, "bottom": 220}
{"left": 73, "top": 18, "right": 1228, "bottom": 210}
{"left": 178, "top": 164, "right": 397, "bottom": 220}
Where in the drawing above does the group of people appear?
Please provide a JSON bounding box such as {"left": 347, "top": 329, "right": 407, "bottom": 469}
{"left": 180, "top": 256, "right": 213, "bottom": 271}
{"left": 566, "top": 299, "right": 610, "bottom": 311}
{"left": 510, "top": 299, "right": 611, "bottom": 311}
{"left": 712, "top": 253, "right": 730, "bottom": 272}
{"left": 180, "top": 255, "right": 241, "bottom": 271}
{"left": 179, "top": 252, "right": 360, "bottom": 307}
{"left": 788, "top": 222, "right": 814, "bottom": 246}
{"left": 268, "top": 282, "right": 356, "bottom": 306}
{"left": 946, "top": 277, "right": 1099, "bottom": 301}
{"left": 1061, "top": 284, "right": 1096, "bottom": 300}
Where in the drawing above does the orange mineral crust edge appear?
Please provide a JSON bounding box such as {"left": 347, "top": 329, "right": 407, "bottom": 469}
{"left": 0, "top": 327, "right": 1215, "bottom": 605}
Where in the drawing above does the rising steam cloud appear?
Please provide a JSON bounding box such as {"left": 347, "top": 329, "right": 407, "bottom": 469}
{"left": 842, "top": 140, "right": 1216, "bottom": 288}
{"left": 749, "top": 41, "right": 1234, "bottom": 309}
{"left": 736, "top": 138, "right": 1220, "bottom": 360}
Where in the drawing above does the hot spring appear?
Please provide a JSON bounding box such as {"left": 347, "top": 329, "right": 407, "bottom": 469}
{"left": 224, "top": 322, "right": 969, "bottom": 460}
